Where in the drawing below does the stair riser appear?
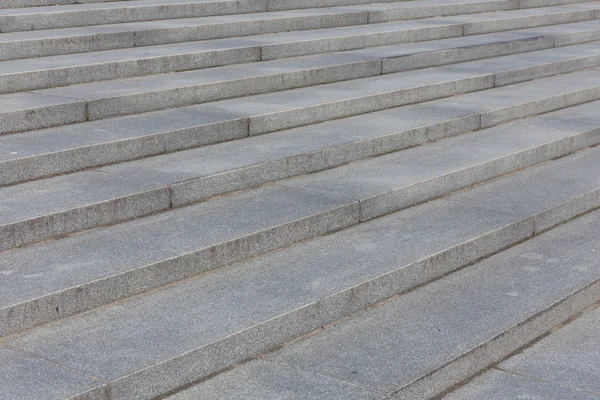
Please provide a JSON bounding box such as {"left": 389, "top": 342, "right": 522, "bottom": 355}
{"left": 0, "top": 59, "right": 381, "bottom": 135}
{"left": 0, "top": 1, "right": 269, "bottom": 33}
{"left": 382, "top": 36, "right": 553, "bottom": 73}
{"left": 87, "top": 60, "right": 382, "bottom": 121}
{"left": 0, "top": 118, "right": 249, "bottom": 187}
{"left": 101, "top": 191, "right": 600, "bottom": 400}
{"left": 8, "top": 25, "right": 600, "bottom": 95}
{"left": 2, "top": 53, "right": 598, "bottom": 190}
{"left": 6, "top": 38, "right": 600, "bottom": 135}
{"left": 359, "top": 131, "right": 599, "bottom": 220}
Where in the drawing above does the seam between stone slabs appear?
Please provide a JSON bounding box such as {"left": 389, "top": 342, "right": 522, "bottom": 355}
{"left": 493, "top": 367, "right": 600, "bottom": 397}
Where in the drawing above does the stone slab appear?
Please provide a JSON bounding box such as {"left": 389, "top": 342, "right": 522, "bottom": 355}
{"left": 281, "top": 116, "right": 600, "bottom": 220}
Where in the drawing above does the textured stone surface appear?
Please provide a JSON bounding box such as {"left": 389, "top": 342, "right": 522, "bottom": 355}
{"left": 443, "top": 370, "right": 600, "bottom": 400}
{"left": 3, "top": 144, "right": 600, "bottom": 398}
{"left": 0, "top": 347, "right": 106, "bottom": 400}
{"left": 2, "top": 0, "right": 600, "bottom": 399}
{"left": 501, "top": 306, "right": 600, "bottom": 395}
{"left": 265, "top": 209, "right": 600, "bottom": 397}
{"left": 0, "top": 0, "right": 268, "bottom": 32}
{"left": 0, "top": 185, "right": 358, "bottom": 336}
{"left": 1, "top": 67, "right": 599, "bottom": 188}
{"left": 168, "top": 360, "right": 385, "bottom": 400}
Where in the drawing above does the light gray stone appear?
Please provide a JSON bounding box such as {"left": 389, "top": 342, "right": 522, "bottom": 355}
{"left": 443, "top": 370, "right": 600, "bottom": 400}
{"left": 438, "top": 41, "right": 600, "bottom": 86}
{"left": 281, "top": 116, "right": 600, "bottom": 221}
{"left": 449, "top": 67, "right": 600, "bottom": 127}
{"left": 364, "top": 0, "right": 518, "bottom": 23}
{"left": 0, "top": 108, "right": 248, "bottom": 186}
{"left": 3, "top": 142, "right": 600, "bottom": 399}
{"left": 0, "top": 347, "right": 107, "bottom": 400}
{"left": 524, "top": 19, "right": 600, "bottom": 46}
{"left": 0, "top": 0, "right": 127, "bottom": 7}
{"left": 0, "top": 185, "right": 358, "bottom": 337}
{"left": 0, "top": 171, "right": 169, "bottom": 251}
{"left": 0, "top": 40, "right": 262, "bottom": 94}
{"left": 0, "top": 8, "right": 367, "bottom": 61}
{"left": 500, "top": 306, "right": 600, "bottom": 395}
{"left": 37, "top": 52, "right": 381, "bottom": 120}
{"left": 168, "top": 360, "right": 385, "bottom": 400}
{"left": 457, "top": 5, "right": 597, "bottom": 35}
{"left": 380, "top": 32, "right": 553, "bottom": 72}
{"left": 266, "top": 209, "right": 600, "bottom": 398}
{"left": 1, "top": 67, "right": 598, "bottom": 187}
{"left": 0, "top": 92, "right": 86, "bottom": 134}
{"left": 0, "top": 0, "right": 268, "bottom": 32}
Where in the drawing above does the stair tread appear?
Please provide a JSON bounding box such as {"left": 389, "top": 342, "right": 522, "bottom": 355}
{"left": 3, "top": 143, "right": 599, "bottom": 399}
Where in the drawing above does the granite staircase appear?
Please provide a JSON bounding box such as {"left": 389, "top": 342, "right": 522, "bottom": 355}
{"left": 1, "top": 0, "right": 599, "bottom": 399}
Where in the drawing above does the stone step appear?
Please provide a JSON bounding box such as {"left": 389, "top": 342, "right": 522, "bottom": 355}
{"left": 2, "top": 70, "right": 600, "bottom": 252}
{"left": 1, "top": 2, "right": 598, "bottom": 61}
{"left": 167, "top": 198, "right": 600, "bottom": 400}
{"left": 0, "top": 0, "right": 268, "bottom": 32}
{"left": 0, "top": 96, "right": 598, "bottom": 339}
{"left": 0, "top": 0, "right": 519, "bottom": 33}
{"left": 0, "top": 0, "right": 130, "bottom": 9}
{"left": 2, "top": 142, "right": 599, "bottom": 400}
{"left": 2, "top": 19, "right": 600, "bottom": 94}
{"left": 3, "top": 41, "right": 600, "bottom": 135}
{"left": 2, "top": 60, "right": 598, "bottom": 190}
